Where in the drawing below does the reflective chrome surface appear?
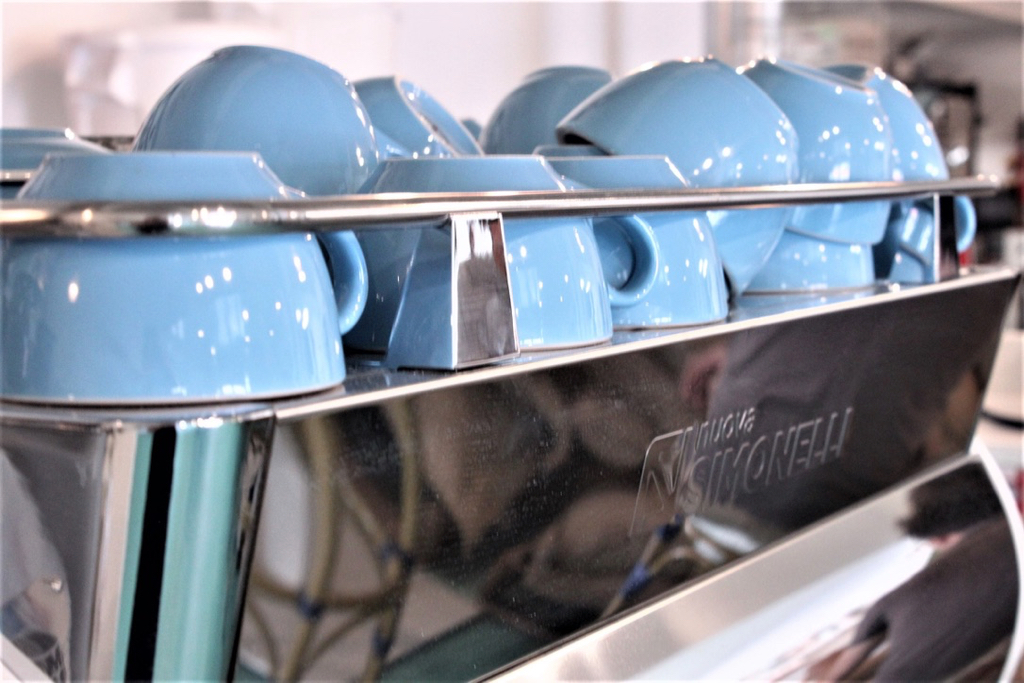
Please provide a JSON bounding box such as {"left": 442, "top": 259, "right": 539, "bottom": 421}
{"left": 1, "top": 170, "right": 33, "bottom": 182}
{"left": 380, "top": 213, "right": 519, "bottom": 370}
{"left": 0, "top": 412, "right": 274, "bottom": 680}
{"left": 233, "top": 267, "right": 1019, "bottom": 680}
{"left": 491, "top": 453, "right": 1022, "bottom": 681}
{"left": 2, "top": 633, "right": 51, "bottom": 680}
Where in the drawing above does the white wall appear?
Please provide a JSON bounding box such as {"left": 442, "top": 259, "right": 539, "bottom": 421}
{"left": 0, "top": 2, "right": 708, "bottom": 136}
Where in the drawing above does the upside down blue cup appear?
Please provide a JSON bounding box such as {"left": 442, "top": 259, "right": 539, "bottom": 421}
{"left": 740, "top": 60, "right": 895, "bottom": 292}
{"left": 0, "top": 128, "right": 109, "bottom": 199}
{"left": 354, "top": 76, "right": 483, "bottom": 158}
{"left": 746, "top": 232, "right": 876, "bottom": 292}
{"left": 826, "top": 64, "right": 977, "bottom": 283}
{"left": 346, "top": 156, "right": 660, "bottom": 353}
{"left": 481, "top": 66, "right": 613, "bottom": 155}
{"left": 741, "top": 59, "right": 893, "bottom": 246}
{"left": 883, "top": 198, "right": 976, "bottom": 283}
{"left": 546, "top": 155, "right": 729, "bottom": 326}
{"left": 5, "top": 152, "right": 368, "bottom": 403}
{"left": 556, "top": 58, "right": 799, "bottom": 294}
{"left": 134, "top": 45, "right": 379, "bottom": 196}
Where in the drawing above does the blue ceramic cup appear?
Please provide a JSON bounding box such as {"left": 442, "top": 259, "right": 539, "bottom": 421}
{"left": 346, "top": 156, "right": 660, "bottom": 352}
{"left": 481, "top": 66, "right": 613, "bottom": 154}
{"left": 533, "top": 143, "right": 606, "bottom": 157}
{"left": 461, "top": 119, "right": 483, "bottom": 140}
{"left": 741, "top": 59, "right": 893, "bottom": 245}
{"left": 826, "top": 64, "right": 976, "bottom": 282}
{"left": 882, "top": 198, "right": 975, "bottom": 283}
{"left": 546, "top": 155, "right": 729, "bottom": 326}
{"left": 134, "top": 45, "right": 379, "bottom": 196}
{"left": 556, "top": 58, "right": 799, "bottom": 294}
{"left": 354, "top": 76, "right": 483, "bottom": 158}
{"left": 746, "top": 232, "right": 876, "bottom": 292}
{"left": 5, "top": 152, "right": 368, "bottom": 402}
{"left": 0, "top": 128, "right": 109, "bottom": 198}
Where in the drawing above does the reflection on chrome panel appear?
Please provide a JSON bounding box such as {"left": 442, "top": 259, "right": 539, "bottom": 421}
{"left": 495, "top": 457, "right": 1018, "bottom": 681}
{"left": 236, "top": 278, "right": 1019, "bottom": 681}
{"left": 1, "top": 426, "right": 107, "bottom": 682}
{"left": 761, "top": 467, "right": 1015, "bottom": 682}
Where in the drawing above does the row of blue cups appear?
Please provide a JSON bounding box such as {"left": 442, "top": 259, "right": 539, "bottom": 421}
{"left": 1, "top": 45, "right": 974, "bottom": 404}
{"left": 482, "top": 57, "right": 975, "bottom": 292}
{"left": 3, "top": 148, "right": 726, "bottom": 403}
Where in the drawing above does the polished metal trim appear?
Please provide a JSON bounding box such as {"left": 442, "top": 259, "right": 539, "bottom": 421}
{"left": 87, "top": 427, "right": 142, "bottom": 680}
{"left": 483, "top": 450, "right": 1020, "bottom": 681}
{"left": 382, "top": 212, "right": 520, "bottom": 370}
{"left": 1, "top": 170, "right": 33, "bottom": 183}
{"left": 0, "top": 403, "right": 277, "bottom": 431}
{"left": 973, "top": 435, "right": 1024, "bottom": 681}
{"left": 0, "top": 177, "right": 1001, "bottom": 238}
{"left": 936, "top": 194, "right": 962, "bottom": 281}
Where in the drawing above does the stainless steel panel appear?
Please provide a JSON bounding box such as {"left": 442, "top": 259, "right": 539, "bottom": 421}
{"left": 490, "top": 453, "right": 1022, "bottom": 681}
{"left": 237, "top": 268, "right": 1020, "bottom": 680}
{"left": 0, "top": 412, "right": 275, "bottom": 681}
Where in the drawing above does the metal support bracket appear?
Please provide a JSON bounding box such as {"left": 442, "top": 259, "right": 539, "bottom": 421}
{"left": 933, "top": 192, "right": 961, "bottom": 282}
{"left": 383, "top": 212, "right": 520, "bottom": 370}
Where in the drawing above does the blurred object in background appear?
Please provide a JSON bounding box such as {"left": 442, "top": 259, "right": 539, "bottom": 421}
{"left": 911, "top": 80, "right": 980, "bottom": 178}
{"left": 706, "top": 1, "right": 886, "bottom": 71}
{"left": 974, "top": 115, "right": 1024, "bottom": 332}
{"left": 62, "top": 9, "right": 285, "bottom": 136}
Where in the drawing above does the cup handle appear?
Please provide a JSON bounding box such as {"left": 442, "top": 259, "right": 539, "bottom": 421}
{"left": 318, "top": 230, "right": 369, "bottom": 336}
{"left": 954, "top": 195, "right": 977, "bottom": 254}
{"left": 604, "top": 214, "right": 660, "bottom": 308}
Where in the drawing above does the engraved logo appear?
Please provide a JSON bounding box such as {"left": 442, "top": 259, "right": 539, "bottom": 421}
{"left": 631, "top": 407, "right": 854, "bottom": 535}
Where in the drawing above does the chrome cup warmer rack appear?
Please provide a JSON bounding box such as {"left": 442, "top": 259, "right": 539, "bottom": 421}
{"left": 1, "top": 177, "right": 1022, "bottom": 682}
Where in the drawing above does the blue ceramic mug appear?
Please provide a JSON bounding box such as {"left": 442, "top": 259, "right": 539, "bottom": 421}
{"left": 826, "top": 64, "right": 976, "bottom": 282}
{"left": 741, "top": 59, "right": 893, "bottom": 245}
{"left": 481, "top": 66, "right": 613, "bottom": 154}
{"left": 346, "top": 156, "right": 660, "bottom": 353}
{"left": 882, "top": 198, "right": 975, "bottom": 283}
{"left": 5, "top": 152, "right": 368, "bottom": 402}
{"left": 0, "top": 128, "right": 109, "bottom": 199}
{"left": 354, "top": 76, "right": 483, "bottom": 158}
{"left": 746, "top": 232, "right": 876, "bottom": 292}
{"left": 533, "top": 143, "right": 606, "bottom": 157}
{"left": 556, "top": 58, "right": 799, "bottom": 294}
{"left": 546, "top": 155, "right": 729, "bottom": 326}
{"left": 461, "top": 119, "right": 483, "bottom": 140}
{"left": 134, "top": 45, "right": 379, "bottom": 196}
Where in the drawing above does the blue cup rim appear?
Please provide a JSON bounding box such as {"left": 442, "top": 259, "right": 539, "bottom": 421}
{"left": 17, "top": 150, "right": 305, "bottom": 202}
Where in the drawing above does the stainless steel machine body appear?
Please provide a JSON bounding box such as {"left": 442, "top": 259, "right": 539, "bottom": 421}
{"left": 1, "top": 179, "right": 1021, "bottom": 680}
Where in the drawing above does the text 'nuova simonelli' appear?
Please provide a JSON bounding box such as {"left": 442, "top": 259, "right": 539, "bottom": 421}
{"left": 631, "top": 406, "right": 855, "bottom": 535}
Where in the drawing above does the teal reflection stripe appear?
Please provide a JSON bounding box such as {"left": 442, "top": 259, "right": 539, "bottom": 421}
{"left": 112, "top": 430, "right": 153, "bottom": 681}
{"left": 153, "top": 423, "right": 246, "bottom": 680}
